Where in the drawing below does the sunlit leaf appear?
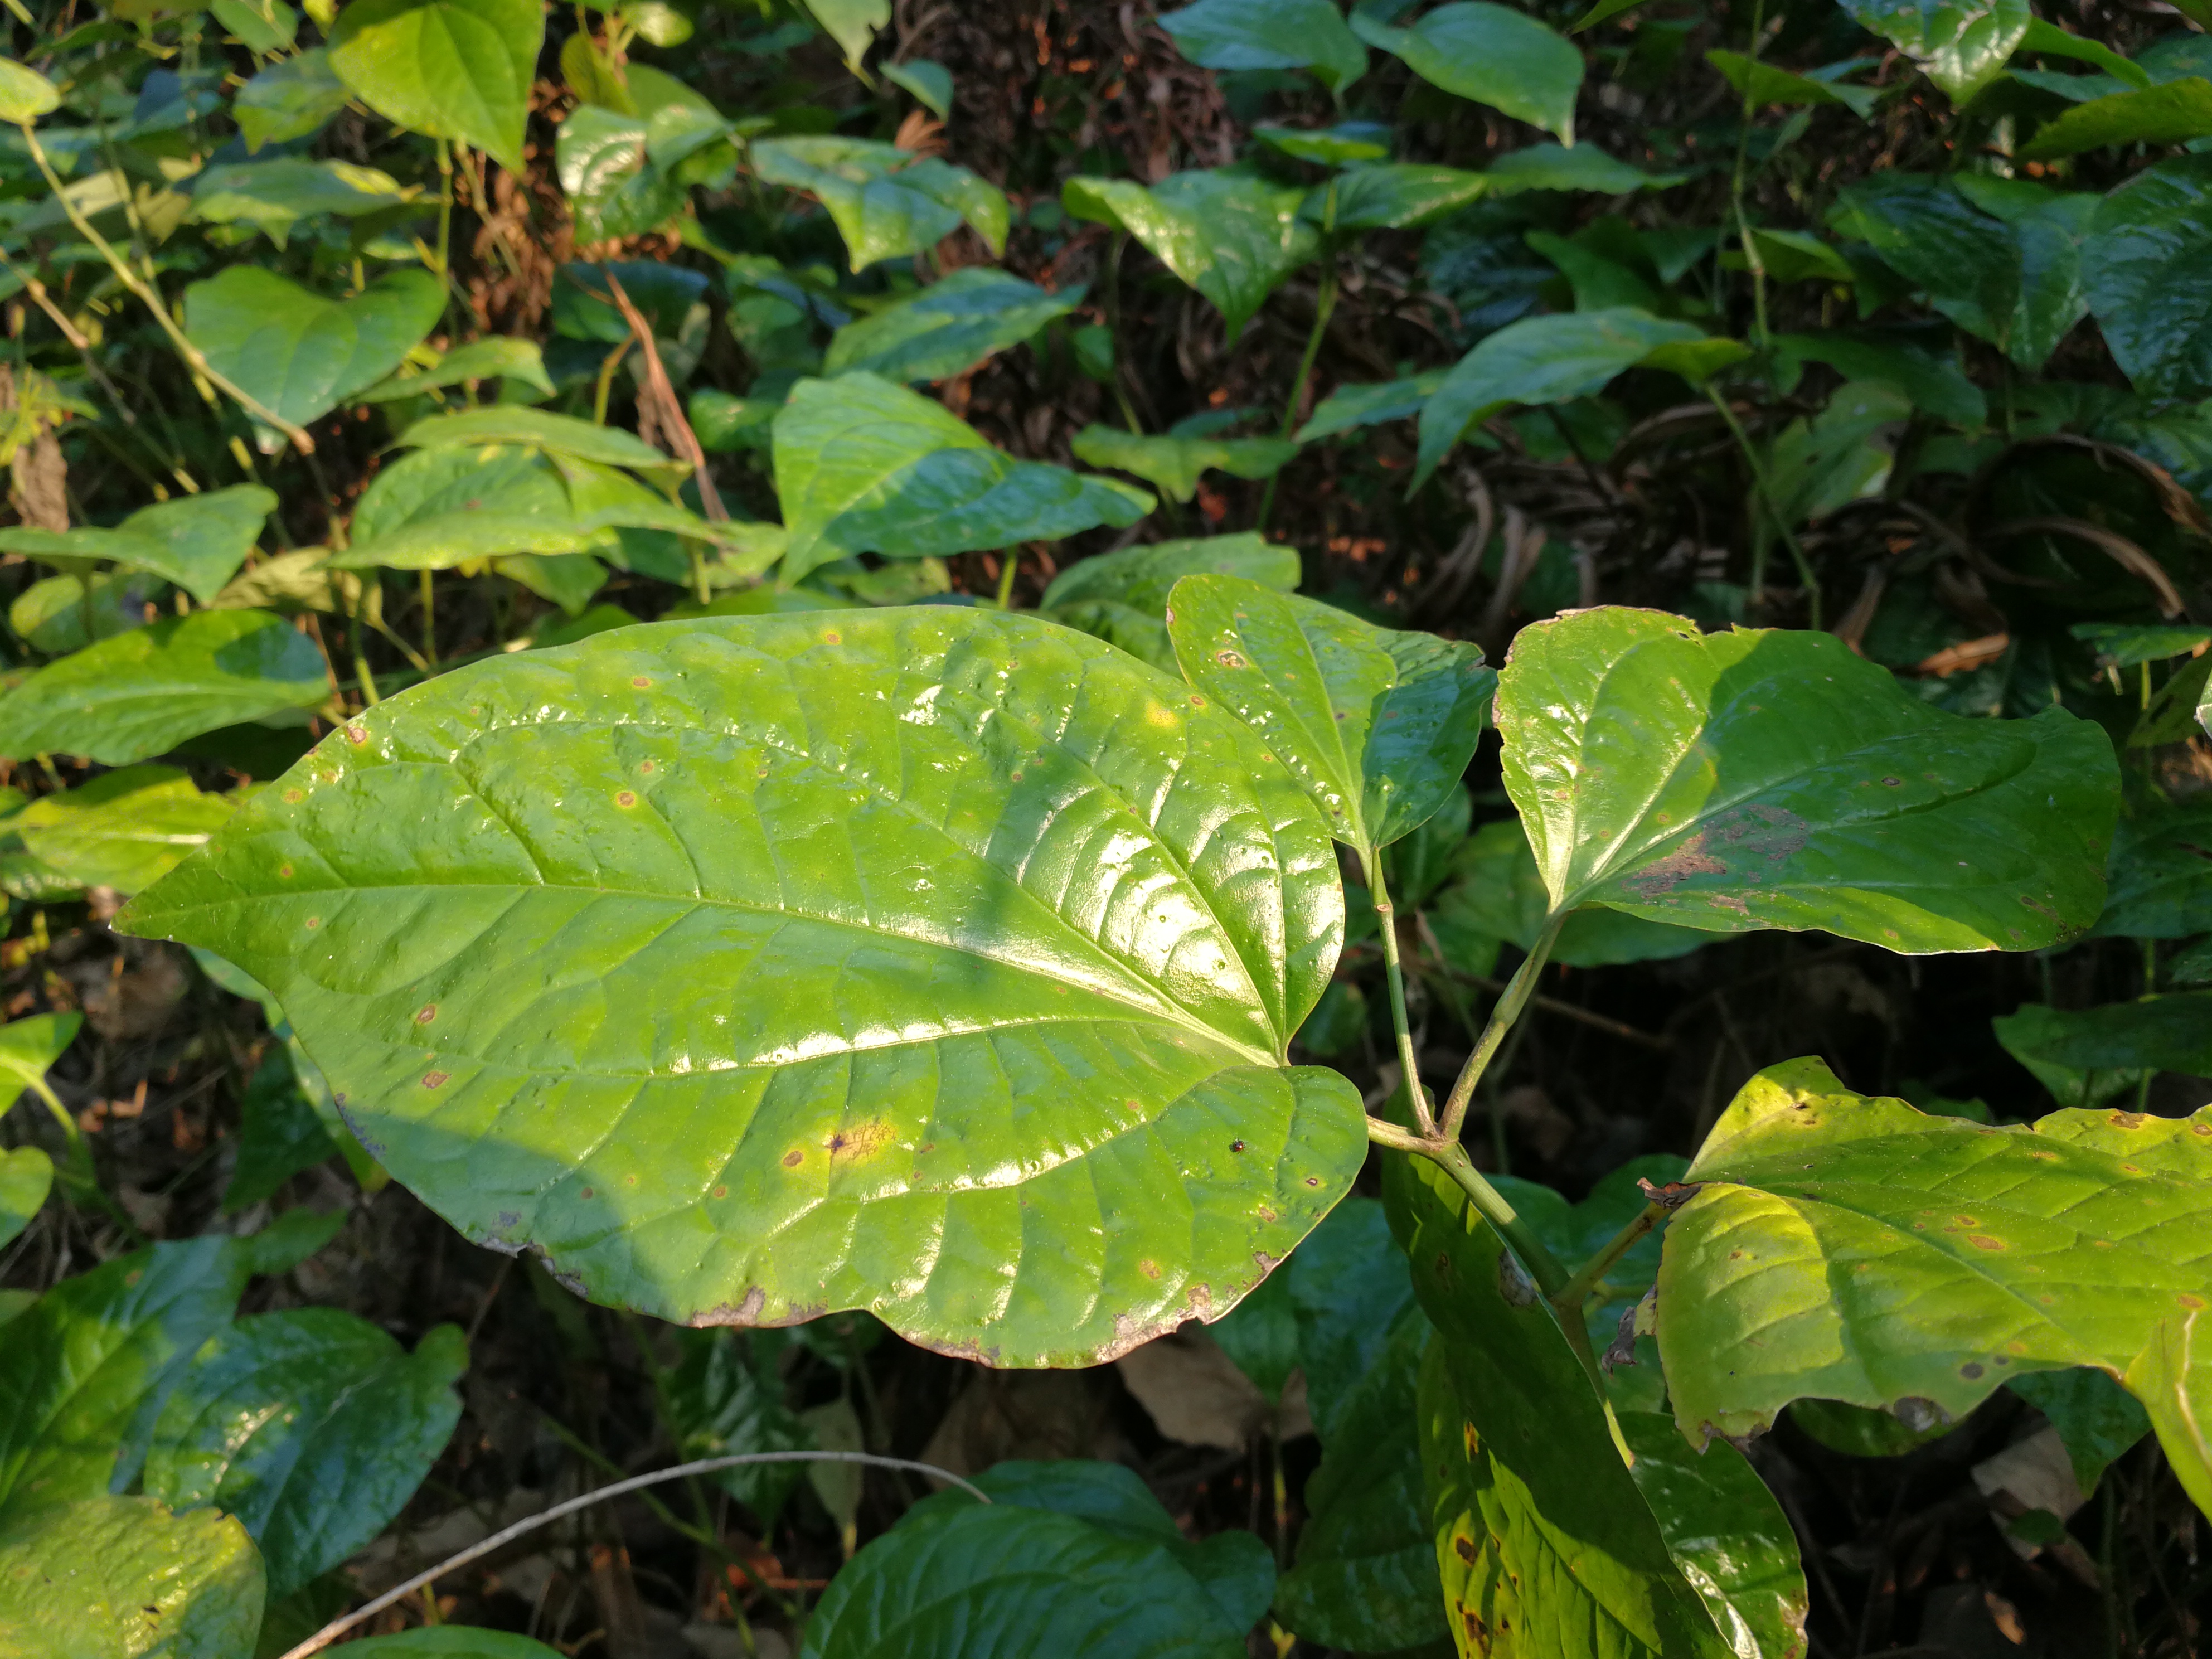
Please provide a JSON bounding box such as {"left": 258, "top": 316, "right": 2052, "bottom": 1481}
{"left": 0, "top": 1148, "right": 50, "bottom": 1251}
{"left": 17, "top": 767, "right": 236, "bottom": 895}
{"left": 234, "top": 50, "right": 352, "bottom": 152}
{"left": 0, "top": 1495, "right": 263, "bottom": 1656}
{"left": 2085, "top": 155, "right": 2212, "bottom": 400}
{"left": 183, "top": 268, "right": 446, "bottom": 434}
{"left": 327, "top": 0, "right": 543, "bottom": 170}
{"left": 753, "top": 137, "right": 1008, "bottom": 270}
{"left": 824, "top": 268, "right": 1082, "bottom": 384}
{"left": 1839, "top": 0, "right": 2029, "bottom": 101}
{"left": 1064, "top": 169, "right": 1320, "bottom": 340}
{"left": 1041, "top": 533, "right": 1299, "bottom": 672}
{"left": 0, "top": 57, "right": 61, "bottom": 125}
{"left": 1318, "top": 164, "right": 1489, "bottom": 230}
{"left": 2020, "top": 76, "right": 2212, "bottom": 159}
{"left": 0, "top": 485, "right": 274, "bottom": 604}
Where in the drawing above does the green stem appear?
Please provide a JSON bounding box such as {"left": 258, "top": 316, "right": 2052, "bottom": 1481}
{"left": 1365, "top": 1118, "right": 1571, "bottom": 1296}
{"left": 1366, "top": 852, "right": 1434, "bottom": 1134}
{"left": 1552, "top": 1200, "right": 1665, "bottom": 1316}
{"left": 433, "top": 138, "right": 454, "bottom": 278}
{"left": 19, "top": 123, "right": 317, "bottom": 454}
{"left": 418, "top": 567, "right": 439, "bottom": 666}
{"left": 1438, "top": 914, "right": 1563, "bottom": 1144}
{"left": 994, "top": 548, "right": 1020, "bottom": 608}
{"left": 1705, "top": 387, "right": 1820, "bottom": 627}
{"left": 1729, "top": 0, "right": 1772, "bottom": 356}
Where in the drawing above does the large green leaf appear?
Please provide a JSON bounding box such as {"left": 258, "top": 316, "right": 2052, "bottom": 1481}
{"left": 1430, "top": 819, "right": 1709, "bottom": 977}
{"left": 1991, "top": 1003, "right": 2145, "bottom": 1110}
{"left": 1071, "top": 426, "right": 1297, "bottom": 505}
{"left": 1168, "top": 574, "right": 1493, "bottom": 862}
{"left": 2008, "top": 1367, "right": 2150, "bottom": 1489}
{"left": 182, "top": 268, "right": 446, "bottom": 433}
{"left": 1396, "top": 1157, "right": 1751, "bottom": 1659}
{"left": 0, "top": 610, "right": 330, "bottom": 766}
{"left": 801, "top": 0, "right": 887, "bottom": 74}
{"left": 117, "top": 611, "right": 1362, "bottom": 1366}
{"left": 0, "top": 486, "right": 274, "bottom": 604}
{"left": 1771, "top": 331, "right": 1987, "bottom": 429}
{"left": 1040, "top": 534, "right": 1299, "bottom": 672}
{"left": 17, "top": 767, "right": 236, "bottom": 895}
{"left": 802, "top": 1461, "right": 1271, "bottom": 1657}
{"left": 2092, "top": 795, "right": 2212, "bottom": 938}
{"left": 1991, "top": 994, "right": 2212, "bottom": 1078}
{"left": 1157, "top": 0, "right": 1368, "bottom": 91}
{"left": 1297, "top": 372, "right": 1447, "bottom": 442}
{"left": 1353, "top": 2, "right": 1584, "bottom": 142}
{"left": 1839, "top": 0, "right": 2028, "bottom": 100}
{"left": 0, "top": 1495, "right": 263, "bottom": 1657}
{"left": 753, "top": 138, "right": 1007, "bottom": 270}
{"left": 0, "top": 1148, "right": 50, "bottom": 1251}
{"left": 2086, "top": 156, "right": 2212, "bottom": 400}
{"left": 1064, "top": 169, "right": 1320, "bottom": 341}
{"left": 1495, "top": 608, "right": 2118, "bottom": 952}
{"left": 327, "top": 0, "right": 542, "bottom": 171}
{"left": 1656, "top": 1058, "right": 2212, "bottom": 1519}
{"left": 2126, "top": 1308, "right": 2211, "bottom": 1517}
{"left": 1414, "top": 309, "right": 1706, "bottom": 488}
{"left": 143, "top": 1311, "right": 464, "bottom": 1598}
{"left": 824, "top": 268, "right": 1083, "bottom": 385}
{"left": 334, "top": 447, "right": 597, "bottom": 571}
{"left": 772, "top": 374, "right": 1152, "bottom": 584}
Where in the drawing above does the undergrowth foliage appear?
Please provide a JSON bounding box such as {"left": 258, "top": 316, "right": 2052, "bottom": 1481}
{"left": 0, "top": 0, "right": 2209, "bottom": 1654}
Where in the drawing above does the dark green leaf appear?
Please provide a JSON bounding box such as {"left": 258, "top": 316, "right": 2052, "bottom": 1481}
{"left": 1764, "top": 382, "right": 1912, "bottom": 527}
{"left": 1253, "top": 121, "right": 1393, "bottom": 166}
{"left": 143, "top": 1311, "right": 464, "bottom": 1598}
{"left": 2087, "top": 155, "right": 2212, "bottom": 400}
{"left": 2090, "top": 795, "right": 2212, "bottom": 939}
{"left": 1071, "top": 426, "right": 1297, "bottom": 504}
{"left": 2070, "top": 623, "right": 2212, "bottom": 668}
{"left": 2008, "top": 1367, "right": 2150, "bottom": 1488}
{"left": 753, "top": 138, "right": 1008, "bottom": 270}
{"left": 183, "top": 268, "right": 446, "bottom": 433}
{"left": 1485, "top": 143, "right": 1691, "bottom": 196}
{"left": 1772, "top": 332, "right": 1987, "bottom": 429}
{"left": 824, "top": 268, "right": 1082, "bottom": 384}
{"left": 1708, "top": 49, "right": 1878, "bottom": 115}
{"left": 772, "top": 373, "right": 1152, "bottom": 583}
{"left": 223, "top": 1048, "right": 340, "bottom": 1213}
{"left": 1992, "top": 1002, "right": 2146, "bottom": 1110}
{"left": 1318, "top": 165, "right": 1490, "bottom": 231}
{"left": 118, "top": 611, "right": 1362, "bottom": 1367}
{"left": 190, "top": 158, "right": 415, "bottom": 245}
{"left": 1355, "top": 2, "right": 1584, "bottom": 142}
{"left": 340, "top": 1633, "right": 566, "bottom": 1658}
{"left": 1158, "top": 0, "right": 1368, "bottom": 91}
{"left": 882, "top": 59, "right": 954, "bottom": 119}
{"left": 0, "top": 1495, "right": 263, "bottom": 1656}
{"left": 1167, "top": 573, "right": 1496, "bottom": 859}
{"left": 1064, "top": 170, "right": 1320, "bottom": 341}
{"left": 1389, "top": 782, "right": 1469, "bottom": 909}
{"left": 1839, "top": 0, "right": 2028, "bottom": 100}
{"left": 2019, "top": 76, "right": 2212, "bottom": 160}
{"left": 1296, "top": 372, "right": 1445, "bottom": 442}
{"left": 1494, "top": 608, "right": 2118, "bottom": 952}
{"left": 1041, "top": 533, "right": 1299, "bottom": 672}
{"left": 1991, "top": 993, "right": 2212, "bottom": 1076}
{"left": 327, "top": 0, "right": 544, "bottom": 171}
{"left": 660, "top": 1329, "right": 814, "bottom": 1522}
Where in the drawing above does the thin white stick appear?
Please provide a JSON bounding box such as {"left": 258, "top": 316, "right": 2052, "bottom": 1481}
{"left": 278, "top": 1450, "right": 990, "bottom": 1657}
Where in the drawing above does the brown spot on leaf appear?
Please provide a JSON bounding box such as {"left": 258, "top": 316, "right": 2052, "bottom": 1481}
{"left": 1961, "top": 1362, "right": 1985, "bottom": 1380}
{"left": 828, "top": 1120, "right": 895, "bottom": 1162}
{"left": 1969, "top": 1235, "right": 2005, "bottom": 1251}
{"left": 782, "top": 1149, "right": 803, "bottom": 1168}
{"left": 415, "top": 1004, "right": 437, "bottom": 1025}
{"left": 422, "top": 1070, "right": 448, "bottom": 1089}
{"left": 632, "top": 676, "right": 651, "bottom": 688}
{"left": 1216, "top": 649, "right": 1246, "bottom": 668}
{"left": 1624, "top": 834, "right": 1726, "bottom": 898}
{"left": 615, "top": 790, "right": 637, "bottom": 808}
{"left": 1139, "top": 1258, "right": 1160, "bottom": 1279}
{"left": 2109, "top": 1111, "right": 2147, "bottom": 1128}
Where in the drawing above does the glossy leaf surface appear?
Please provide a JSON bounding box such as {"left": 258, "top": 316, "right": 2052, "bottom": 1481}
{"left": 17, "top": 767, "right": 235, "bottom": 895}
{"left": 143, "top": 1310, "right": 464, "bottom": 1598}
{"left": 1158, "top": 0, "right": 1368, "bottom": 90}
{"left": 1169, "top": 574, "right": 1496, "bottom": 859}
{"left": 1658, "top": 1058, "right": 2212, "bottom": 1511}
{"left": 753, "top": 138, "right": 1008, "bottom": 270}
{"left": 661, "top": 1329, "right": 814, "bottom": 1522}
{"left": 824, "top": 269, "right": 1082, "bottom": 384}
{"left": 0, "top": 610, "right": 330, "bottom": 766}
{"left": 0, "top": 1494, "right": 263, "bottom": 1657}
{"left": 1071, "top": 426, "right": 1298, "bottom": 504}
{"left": 1064, "top": 169, "right": 1320, "bottom": 340}
{"left": 1355, "top": 2, "right": 1584, "bottom": 142}
{"left": 327, "top": 0, "right": 542, "bottom": 170}
{"left": 1321, "top": 164, "right": 1490, "bottom": 231}
{"left": 2085, "top": 156, "right": 2212, "bottom": 400}
{"left": 118, "top": 611, "right": 1363, "bottom": 1366}
{"left": 1040, "top": 533, "right": 1298, "bottom": 673}
{"left": 183, "top": 268, "right": 446, "bottom": 433}
{"left": 1839, "top": 0, "right": 2028, "bottom": 100}
{"left": 773, "top": 374, "right": 1152, "bottom": 584}
{"left": 1495, "top": 608, "right": 2117, "bottom": 952}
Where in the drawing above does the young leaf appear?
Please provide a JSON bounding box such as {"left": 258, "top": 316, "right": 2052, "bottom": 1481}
{"left": 660, "top": 1330, "right": 816, "bottom": 1523}
{"left": 802, "top": 0, "right": 888, "bottom": 75}
{"left": 2019, "top": 76, "right": 2212, "bottom": 160}
{"left": 327, "top": 0, "right": 544, "bottom": 171}
{"left": 0, "top": 1495, "right": 263, "bottom": 1652}
{"left": 772, "top": 373, "right": 1152, "bottom": 584}
{"left": 1063, "top": 169, "right": 1320, "bottom": 341}
{"left": 16, "top": 767, "right": 236, "bottom": 895}
{"left": 1071, "top": 426, "right": 1298, "bottom": 504}
{"left": 556, "top": 105, "right": 686, "bottom": 242}
{"left": 1354, "top": 2, "right": 1584, "bottom": 142}
{"left": 0, "top": 610, "right": 332, "bottom": 767}
{"left": 882, "top": 59, "right": 954, "bottom": 119}
{"left": 1771, "top": 331, "right": 1987, "bottom": 429}
{"left": 1167, "top": 573, "right": 1496, "bottom": 860}
{"left": 824, "top": 268, "right": 1083, "bottom": 384}
{"left": 183, "top": 268, "right": 446, "bottom": 433}
{"left": 394, "top": 406, "right": 683, "bottom": 479}
{"left": 1839, "top": 0, "right": 2028, "bottom": 101}
{"left": 753, "top": 137, "right": 1008, "bottom": 269}
{"left": 1495, "top": 608, "right": 2118, "bottom": 952}
{"left": 1253, "top": 120, "right": 1393, "bottom": 166}
{"left": 356, "top": 337, "right": 556, "bottom": 403}
{"left": 1414, "top": 308, "right": 1707, "bottom": 488}
{"left": 117, "top": 612, "right": 1363, "bottom": 1367}
{"left": 1485, "top": 142, "right": 1691, "bottom": 196}
{"left": 235, "top": 50, "right": 352, "bottom": 152}
{"left": 0, "top": 1147, "right": 50, "bottom": 1250}
{"left": 1157, "top": 0, "right": 1369, "bottom": 92}
{"left": 143, "top": 1311, "right": 465, "bottom": 1598}
{"left": 1708, "top": 49, "right": 1878, "bottom": 116}
{"left": 2086, "top": 155, "right": 2212, "bottom": 401}
{"left": 1657, "top": 1058, "right": 2212, "bottom": 1516}
{"left": 1041, "top": 533, "right": 1299, "bottom": 672}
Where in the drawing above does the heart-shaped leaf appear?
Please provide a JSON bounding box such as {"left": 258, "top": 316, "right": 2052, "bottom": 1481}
{"left": 183, "top": 268, "right": 446, "bottom": 434}
{"left": 1657, "top": 1058, "right": 2212, "bottom": 1520}
{"left": 117, "top": 611, "right": 1362, "bottom": 1366}
{"left": 1042, "top": 534, "right": 1299, "bottom": 672}
{"left": 17, "top": 767, "right": 236, "bottom": 895}
{"left": 0, "top": 1495, "right": 263, "bottom": 1652}
{"left": 753, "top": 137, "right": 1008, "bottom": 270}
{"left": 1071, "top": 425, "right": 1298, "bottom": 504}
{"left": 1064, "top": 169, "right": 1321, "bottom": 341}
{"left": 772, "top": 373, "right": 1152, "bottom": 584}
{"left": 1414, "top": 308, "right": 1707, "bottom": 488}
{"left": 1495, "top": 608, "right": 2118, "bottom": 952}
{"left": 0, "top": 610, "right": 332, "bottom": 766}
{"left": 1157, "top": 0, "right": 1369, "bottom": 91}
{"left": 0, "top": 1147, "right": 50, "bottom": 1250}
{"left": 0, "top": 484, "right": 273, "bottom": 603}
{"left": 1838, "top": 0, "right": 2028, "bottom": 101}
{"left": 144, "top": 1311, "right": 465, "bottom": 1598}
{"left": 556, "top": 105, "right": 687, "bottom": 242}
{"left": 2086, "top": 156, "right": 2212, "bottom": 400}
{"left": 825, "top": 268, "right": 1084, "bottom": 385}
{"left": 801, "top": 0, "right": 888, "bottom": 74}
{"left": 1167, "top": 573, "right": 1495, "bottom": 861}
{"left": 327, "top": 0, "right": 543, "bottom": 171}
{"left": 1354, "top": 2, "right": 1584, "bottom": 141}
{"left": 334, "top": 447, "right": 593, "bottom": 570}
